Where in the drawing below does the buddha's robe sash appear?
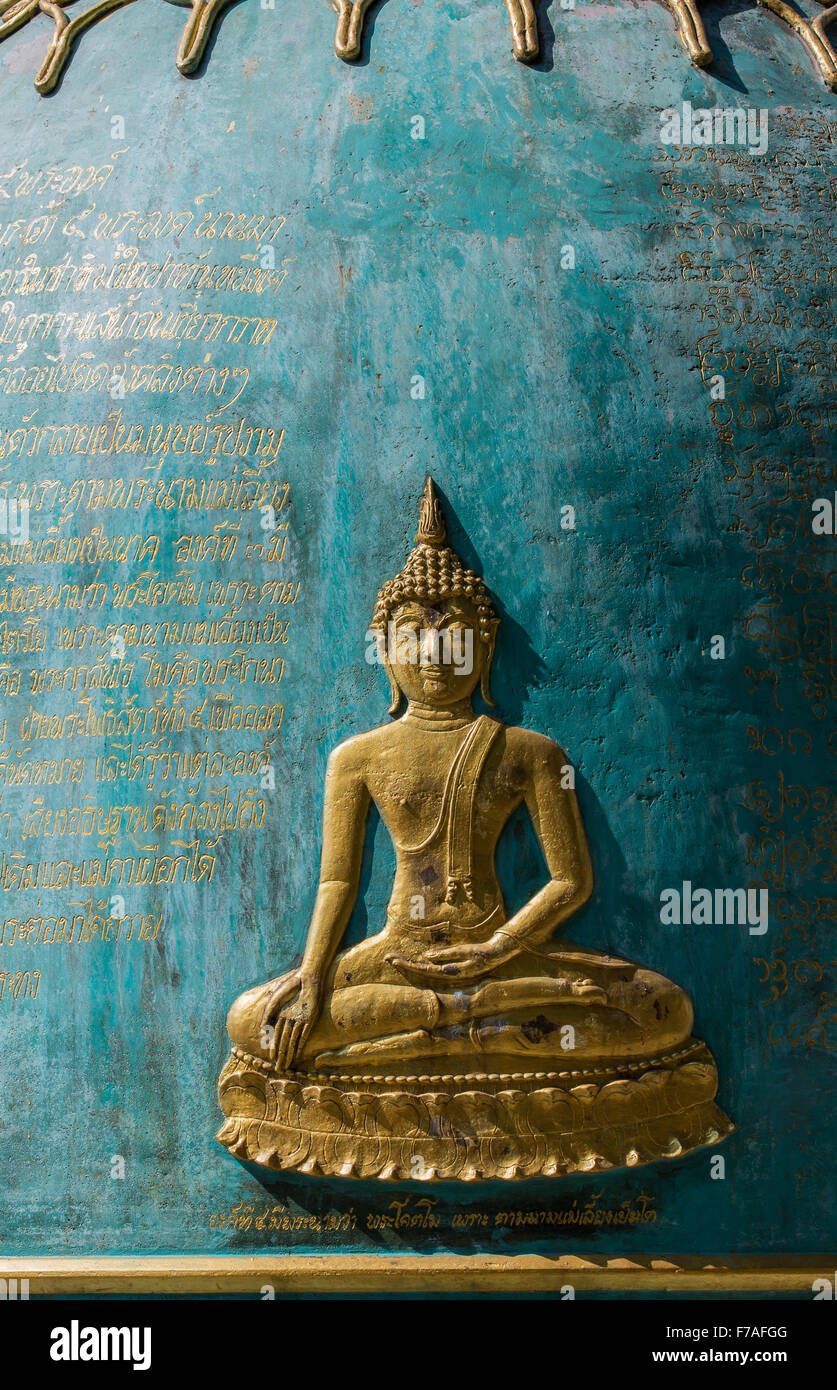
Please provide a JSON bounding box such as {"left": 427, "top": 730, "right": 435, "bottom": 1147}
{"left": 398, "top": 714, "right": 501, "bottom": 906}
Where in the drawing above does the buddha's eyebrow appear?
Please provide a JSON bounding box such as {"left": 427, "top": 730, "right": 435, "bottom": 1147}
{"left": 393, "top": 605, "right": 428, "bottom": 619}
{"left": 433, "top": 607, "right": 472, "bottom": 625}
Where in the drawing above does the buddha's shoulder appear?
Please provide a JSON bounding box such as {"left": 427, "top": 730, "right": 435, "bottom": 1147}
{"left": 326, "top": 722, "right": 402, "bottom": 770}
{"left": 500, "top": 723, "right": 569, "bottom": 771}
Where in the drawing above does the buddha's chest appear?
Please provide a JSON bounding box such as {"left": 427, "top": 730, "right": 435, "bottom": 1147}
{"left": 365, "top": 743, "right": 527, "bottom": 847}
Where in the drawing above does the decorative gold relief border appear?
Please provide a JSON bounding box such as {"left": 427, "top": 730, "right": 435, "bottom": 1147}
{"left": 1, "top": 1255, "right": 831, "bottom": 1294}
{"left": 1, "top": 0, "right": 836, "bottom": 93}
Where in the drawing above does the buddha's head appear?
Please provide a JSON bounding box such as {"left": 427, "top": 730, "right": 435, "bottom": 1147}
{"left": 370, "top": 479, "right": 499, "bottom": 715}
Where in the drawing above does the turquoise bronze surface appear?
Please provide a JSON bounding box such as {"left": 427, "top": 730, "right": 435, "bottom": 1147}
{"left": 0, "top": 4, "right": 832, "bottom": 1262}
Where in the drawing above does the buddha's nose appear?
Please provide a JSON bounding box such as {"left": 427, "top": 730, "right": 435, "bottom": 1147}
{"left": 419, "top": 629, "right": 443, "bottom": 665}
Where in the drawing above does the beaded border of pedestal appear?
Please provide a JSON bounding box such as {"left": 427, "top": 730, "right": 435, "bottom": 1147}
{"left": 217, "top": 1038, "right": 733, "bottom": 1181}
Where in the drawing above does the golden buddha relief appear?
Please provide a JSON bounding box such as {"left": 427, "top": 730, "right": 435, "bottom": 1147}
{"left": 218, "top": 480, "right": 733, "bottom": 1181}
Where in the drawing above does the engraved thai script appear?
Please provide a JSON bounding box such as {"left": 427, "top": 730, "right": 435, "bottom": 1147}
{"left": 0, "top": 969, "right": 41, "bottom": 998}
{"left": 20, "top": 787, "right": 267, "bottom": 841}
{"left": 0, "top": 755, "right": 85, "bottom": 787}
{"left": 0, "top": 157, "right": 119, "bottom": 199}
{"left": 0, "top": 840, "right": 215, "bottom": 890}
{"left": 57, "top": 607, "right": 295, "bottom": 653}
{"left": 143, "top": 652, "right": 285, "bottom": 688}
{"left": 0, "top": 303, "right": 278, "bottom": 346}
{"left": 93, "top": 744, "right": 275, "bottom": 788}
{"left": 0, "top": 249, "right": 289, "bottom": 298}
{"left": 0, "top": 414, "right": 285, "bottom": 466}
{"left": 19, "top": 698, "right": 284, "bottom": 741}
{"left": 0, "top": 526, "right": 158, "bottom": 568}
{"left": 0, "top": 355, "right": 251, "bottom": 415}
{"left": 0, "top": 206, "right": 286, "bottom": 249}
{"left": 0, "top": 907, "right": 159, "bottom": 946}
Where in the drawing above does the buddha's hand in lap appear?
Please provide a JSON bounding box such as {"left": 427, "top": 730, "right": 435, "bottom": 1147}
{"left": 388, "top": 936, "right": 608, "bottom": 1003}
{"left": 386, "top": 933, "right": 521, "bottom": 982}
{"left": 261, "top": 969, "right": 323, "bottom": 1070}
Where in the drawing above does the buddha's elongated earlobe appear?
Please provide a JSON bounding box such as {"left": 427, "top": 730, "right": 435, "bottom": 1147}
{"left": 384, "top": 659, "right": 404, "bottom": 717}
{"left": 479, "top": 626, "right": 498, "bottom": 708}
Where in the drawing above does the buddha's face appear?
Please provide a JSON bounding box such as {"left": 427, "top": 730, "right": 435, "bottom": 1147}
{"left": 386, "top": 597, "right": 488, "bottom": 709}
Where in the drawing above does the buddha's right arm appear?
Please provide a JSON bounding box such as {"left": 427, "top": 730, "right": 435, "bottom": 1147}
{"left": 298, "top": 744, "right": 371, "bottom": 980}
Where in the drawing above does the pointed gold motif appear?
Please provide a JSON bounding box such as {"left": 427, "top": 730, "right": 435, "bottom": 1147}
{"left": 414, "top": 476, "right": 446, "bottom": 547}
{"left": 502, "top": 0, "right": 539, "bottom": 62}
{"left": 330, "top": 0, "right": 373, "bottom": 59}
{"left": 167, "top": 0, "right": 241, "bottom": 75}
{"left": 0, "top": 0, "right": 136, "bottom": 95}
{"left": 659, "top": 0, "right": 837, "bottom": 91}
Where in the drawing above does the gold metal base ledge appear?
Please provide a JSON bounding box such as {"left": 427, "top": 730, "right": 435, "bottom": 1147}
{"left": 1, "top": 1255, "right": 832, "bottom": 1295}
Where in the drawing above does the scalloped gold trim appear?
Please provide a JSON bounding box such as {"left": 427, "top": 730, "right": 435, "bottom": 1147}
{"left": 217, "top": 1040, "right": 734, "bottom": 1181}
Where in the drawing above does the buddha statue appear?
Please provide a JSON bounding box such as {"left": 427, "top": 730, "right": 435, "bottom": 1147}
{"left": 218, "top": 480, "right": 732, "bottom": 1181}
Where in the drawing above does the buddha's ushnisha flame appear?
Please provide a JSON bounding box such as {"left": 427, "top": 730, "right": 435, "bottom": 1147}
{"left": 370, "top": 479, "right": 498, "bottom": 648}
